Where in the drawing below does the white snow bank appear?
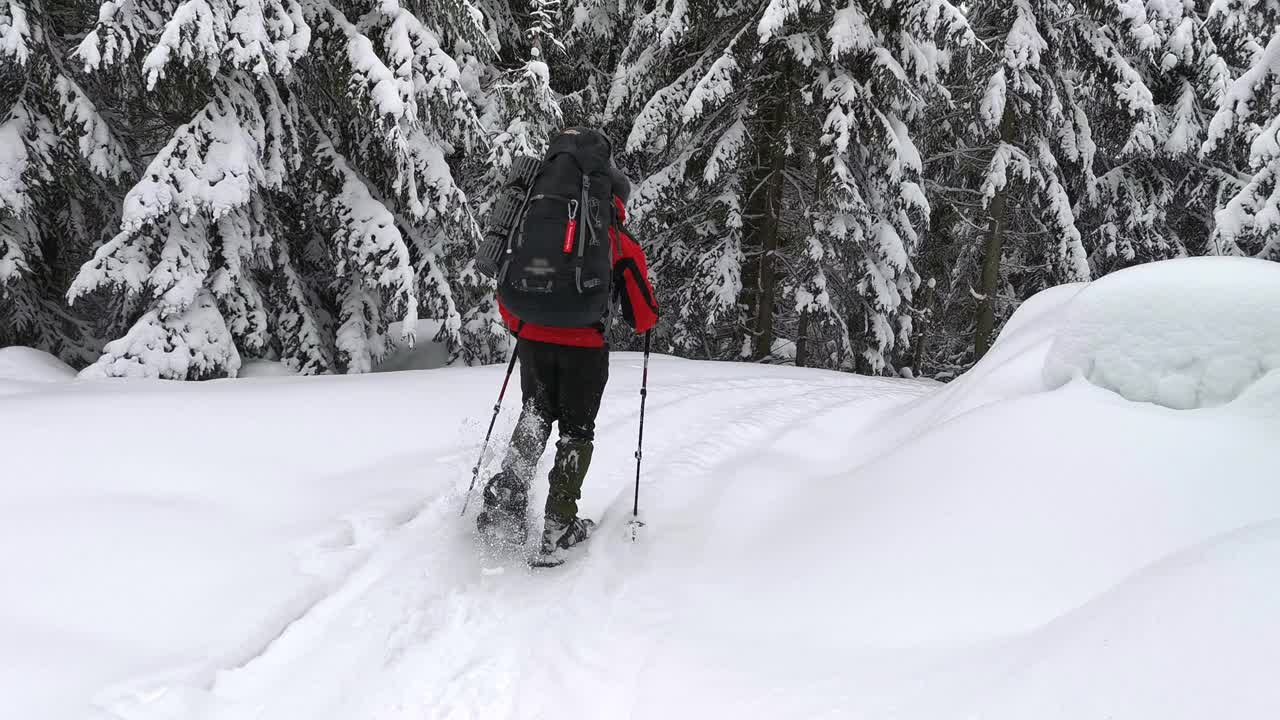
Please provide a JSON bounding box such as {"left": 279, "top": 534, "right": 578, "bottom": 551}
{"left": 0, "top": 346, "right": 77, "bottom": 382}
{"left": 740, "top": 376, "right": 1280, "bottom": 648}
{"left": 1043, "top": 257, "right": 1280, "bottom": 409}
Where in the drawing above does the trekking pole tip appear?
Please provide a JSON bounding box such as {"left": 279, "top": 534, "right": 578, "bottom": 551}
{"left": 627, "top": 517, "right": 646, "bottom": 542}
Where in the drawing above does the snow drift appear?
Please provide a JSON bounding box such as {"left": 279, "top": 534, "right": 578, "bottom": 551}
{"left": 1, "top": 257, "right": 1277, "bottom": 720}
{"left": 1044, "top": 257, "right": 1280, "bottom": 409}
{"left": 0, "top": 346, "right": 77, "bottom": 383}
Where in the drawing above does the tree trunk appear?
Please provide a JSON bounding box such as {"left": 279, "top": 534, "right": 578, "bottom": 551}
{"left": 912, "top": 279, "right": 934, "bottom": 375}
{"left": 751, "top": 100, "right": 788, "bottom": 361}
{"left": 974, "top": 105, "right": 1017, "bottom": 359}
{"left": 795, "top": 312, "right": 809, "bottom": 367}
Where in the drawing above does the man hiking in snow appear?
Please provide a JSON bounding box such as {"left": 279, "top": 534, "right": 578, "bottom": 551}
{"left": 475, "top": 128, "right": 659, "bottom": 565}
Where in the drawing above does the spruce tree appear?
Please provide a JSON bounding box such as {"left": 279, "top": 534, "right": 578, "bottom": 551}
{"left": 1, "top": 1, "right": 131, "bottom": 365}
{"left": 64, "top": 0, "right": 499, "bottom": 378}
{"left": 604, "top": 0, "right": 972, "bottom": 373}
{"left": 917, "top": 0, "right": 1230, "bottom": 362}
{"left": 1075, "top": 1, "right": 1232, "bottom": 272}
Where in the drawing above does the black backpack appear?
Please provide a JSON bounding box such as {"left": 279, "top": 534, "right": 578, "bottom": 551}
{"left": 480, "top": 128, "right": 616, "bottom": 328}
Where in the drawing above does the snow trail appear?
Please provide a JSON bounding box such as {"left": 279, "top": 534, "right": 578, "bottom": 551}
{"left": 97, "top": 368, "right": 914, "bottom": 720}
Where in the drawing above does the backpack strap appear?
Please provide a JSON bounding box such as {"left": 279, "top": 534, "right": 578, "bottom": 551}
{"left": 573, "top": 173, "right": 593, "bottom": 293}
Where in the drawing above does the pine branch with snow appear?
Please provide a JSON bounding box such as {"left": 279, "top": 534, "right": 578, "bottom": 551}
{"left": 79, "top": 288, "right": 243, "bottom": 379}
{"left": 306, "top": 121, "right": 418, "bottom": 371}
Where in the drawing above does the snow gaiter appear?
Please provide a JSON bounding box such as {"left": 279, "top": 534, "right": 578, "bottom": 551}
{"left": 545, "top": 436, "right": 594, "bottom": 523}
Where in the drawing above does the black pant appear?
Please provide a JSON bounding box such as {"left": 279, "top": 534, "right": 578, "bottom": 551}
{"left": 494, "top": 339, "right": 609, "bottom": 522}
{"left": 517, "top": 338, "right": 610, "bottom": 441}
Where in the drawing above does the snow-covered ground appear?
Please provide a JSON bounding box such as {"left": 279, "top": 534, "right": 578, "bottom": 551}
{"left": 2, "top": 258, "right": 1278, "bottom": 720}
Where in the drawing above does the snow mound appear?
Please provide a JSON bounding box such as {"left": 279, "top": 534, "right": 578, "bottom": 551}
{"left": 894, "top": 282, "right": 1085, "bottom": 430}
{"left": 1043, "top": 257, "right": 1280, "bottom": 409}
{"left": 0, "top": 346, "right": 77, "bottom": 382}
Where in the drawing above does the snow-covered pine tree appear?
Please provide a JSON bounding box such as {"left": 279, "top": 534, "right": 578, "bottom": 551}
{"left": 480, "top": 56, "right": 562, "bottom": 186}
{"left": 1203, "top": 0, "right": 1280, "bottom": 260}
{"left": 1, "top": 1, "right": 131, "bottom": 364}
{"left": 297, "top": 0, "right": 500, "bottom": 369}
{"left": 917, "top": 0, "right": 1260, "bottom": 372}
{"left": 1074, "top": 1, "right": 1232, "bottom": 272}
{"left": 922, "top": 0, "right": 1131, "bottom": 362}
{"left": 65, "top": 0, "right": 498, "bottom": 378}
{"left": 609, "top": 0, "right": 972, "bottom": 372}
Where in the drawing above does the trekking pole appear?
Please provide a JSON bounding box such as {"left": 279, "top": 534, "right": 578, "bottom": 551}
{"left": 629, "top": 331, "right": 652, "bottom": 541}
{"left": 460, "top": 349, "right": 520, "bottom": 517}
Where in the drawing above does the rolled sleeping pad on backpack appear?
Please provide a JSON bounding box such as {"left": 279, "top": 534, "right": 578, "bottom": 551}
{"left": 477, "top": 156, "right": 543, "bottom": 279}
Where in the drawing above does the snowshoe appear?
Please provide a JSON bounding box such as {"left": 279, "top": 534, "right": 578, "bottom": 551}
{"left": 475, "top": 507, "right": 527, "bottom": 548}
{"left": 529, "top": 516, "right": 595, "bottom": 568}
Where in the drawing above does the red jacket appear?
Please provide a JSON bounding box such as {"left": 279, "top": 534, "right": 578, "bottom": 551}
{"left": 499, "top": 197, "right": 659, "bottom": 347}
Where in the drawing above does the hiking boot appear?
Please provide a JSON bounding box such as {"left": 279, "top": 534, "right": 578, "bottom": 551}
{"left": 476, "top": 470, "right": 528, "bottom": 546}
{"left": 538, "top": 514, "right": 596, "bottom": 556}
